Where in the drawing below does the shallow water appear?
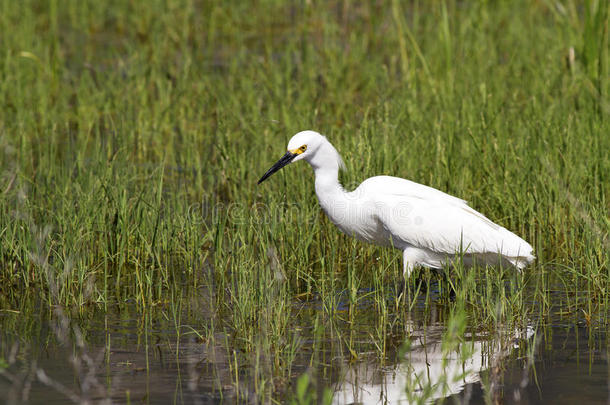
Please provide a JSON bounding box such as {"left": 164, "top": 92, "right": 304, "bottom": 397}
{"left": 1, "top": 287, "right": 608, "bottom": 404}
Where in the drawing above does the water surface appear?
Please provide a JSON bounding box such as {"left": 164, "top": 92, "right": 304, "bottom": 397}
{"left": 1, "top": 286, "right": 608, "bottom": 404}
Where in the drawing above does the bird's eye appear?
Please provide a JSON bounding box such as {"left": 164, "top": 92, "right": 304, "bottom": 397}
{"left": 300, "top": 145, "right": 307, "bottom": 151}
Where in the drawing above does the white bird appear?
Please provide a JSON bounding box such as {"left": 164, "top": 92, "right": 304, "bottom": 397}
{"left": 258, "top": 130, "right": 535, "bottom": 282}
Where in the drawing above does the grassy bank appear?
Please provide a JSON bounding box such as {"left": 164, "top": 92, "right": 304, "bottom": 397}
{"left": 0, "top": 0, "right": 608, "bottom": 402}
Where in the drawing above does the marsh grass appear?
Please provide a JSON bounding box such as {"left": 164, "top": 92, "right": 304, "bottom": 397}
{"left": 0, "top": 0, "right": 608, "bottom": 403}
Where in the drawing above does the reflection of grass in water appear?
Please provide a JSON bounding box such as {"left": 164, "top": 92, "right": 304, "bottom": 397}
{"left": 0, "top": 0, "right": 608, "bottom": 403}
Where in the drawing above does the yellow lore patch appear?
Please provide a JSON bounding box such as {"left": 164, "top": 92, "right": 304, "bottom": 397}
{"left": 289, "top": 145, "right": 307, "bottom": 155}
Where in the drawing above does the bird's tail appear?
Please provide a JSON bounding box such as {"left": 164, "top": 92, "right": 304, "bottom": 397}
{"left": 497, "top": 227, "right": 535, "bottom": 270}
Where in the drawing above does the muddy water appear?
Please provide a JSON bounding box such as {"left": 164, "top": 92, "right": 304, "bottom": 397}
{"left": 1, "top": 290, "right": 608, "bottom": 404}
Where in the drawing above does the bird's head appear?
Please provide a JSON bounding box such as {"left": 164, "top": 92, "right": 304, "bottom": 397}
{"left": 257, "top": 130, "right": 327, "bottom": 184}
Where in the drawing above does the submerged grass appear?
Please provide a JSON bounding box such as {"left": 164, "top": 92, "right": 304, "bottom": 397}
{"left": 0, "top": 0, "right": 608, "bottom": 403}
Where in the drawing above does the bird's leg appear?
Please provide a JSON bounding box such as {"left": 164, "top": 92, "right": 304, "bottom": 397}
{"left": 397, "top": 262, "right": 413, "bottom": 299}
{"left": 403, "top": 247, "right": 424, "bottom": 280}
{"left": 397, "top": 247, "right": 422, "bottom": 300}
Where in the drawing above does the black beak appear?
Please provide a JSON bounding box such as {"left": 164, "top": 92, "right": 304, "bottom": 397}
{"left": 257, "top": 151, "right": 298, "bottom": 184}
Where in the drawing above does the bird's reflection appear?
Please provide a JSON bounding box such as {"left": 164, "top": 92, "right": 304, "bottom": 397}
{"left": 333, "top": 324, "right": 534, "bottom": 404}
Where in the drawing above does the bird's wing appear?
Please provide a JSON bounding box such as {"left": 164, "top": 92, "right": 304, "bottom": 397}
{"left": 356, "top": 175, "right": 470, "bottom": 204}
{"left": 356, "top": 176, "right": 532, "bottom": 257}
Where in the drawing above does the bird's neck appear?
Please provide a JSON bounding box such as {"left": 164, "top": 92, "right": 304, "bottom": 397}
{"left": 314, "top": 166, "right": 344, "bottom": 199}
{"left": 308, "top": 142, "right": 347, "bottom": 204}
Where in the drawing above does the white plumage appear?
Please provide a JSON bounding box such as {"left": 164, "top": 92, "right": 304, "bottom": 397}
{"left": 258, "top": 130, "right": 535, "bottom": 279}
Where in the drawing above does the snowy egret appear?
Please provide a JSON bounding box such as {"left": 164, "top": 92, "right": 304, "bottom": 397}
{"left": 258, "top": 130, "right": 535, "bottom": 281}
